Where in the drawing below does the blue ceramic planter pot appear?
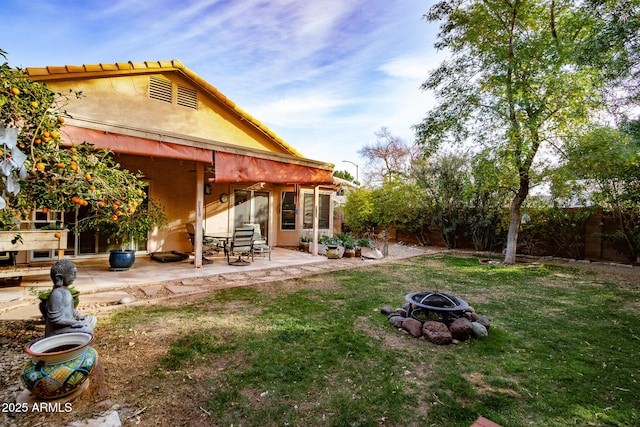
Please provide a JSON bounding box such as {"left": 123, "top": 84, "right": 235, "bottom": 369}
{"left": 109, "top": 249, "right": 135, "bottom": 271}
{"left": 22, "top": 332, "right": 97, "bottom": 399}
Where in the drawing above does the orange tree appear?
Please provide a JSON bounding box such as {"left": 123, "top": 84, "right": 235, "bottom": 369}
{"left": 0, "top": 49, "right": 155, "bottom": 237}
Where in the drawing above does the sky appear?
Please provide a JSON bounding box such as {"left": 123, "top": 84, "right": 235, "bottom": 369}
{"left": 1, "top": 0, "right": 443, "bottom": 172}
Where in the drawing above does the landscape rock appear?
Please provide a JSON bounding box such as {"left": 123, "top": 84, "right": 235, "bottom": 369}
{"left": 422, "top": 321, "right": 452, "bottom": 345}
{"left": 118, "top": 296, "right": 133, "bottom": 305}
{"left": 380, "top": 305, "right": 393, "bottom": 315}
{"left": 401, "top": 318, "right": 423, "bottom": 337}
{"left": 476, "top": 315, "right": 490, "bottom": 331}
{"left": 471, "top": 322, "right": 488, "bottom": 338}
{"left": 361, "top": 248, "right": 384, "bottom": 259}
{"left": 388, "top": 315, "right": 404, "bottom": 328}
{"left": 449, "top": 317, "right": 473, "bottom": 341}
{"left": 391, "top": 308, "right": 407, "bottom": 317}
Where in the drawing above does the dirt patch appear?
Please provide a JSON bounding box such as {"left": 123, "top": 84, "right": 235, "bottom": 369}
{"left": 463, "top": 372, "right": 521, "bottom": 397}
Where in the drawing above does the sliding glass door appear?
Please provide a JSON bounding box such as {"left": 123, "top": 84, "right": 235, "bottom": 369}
{"left": 233, "top": 190, "right": 269, "bottom": 241}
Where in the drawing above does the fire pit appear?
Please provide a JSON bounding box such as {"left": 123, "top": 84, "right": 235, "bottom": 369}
{"left": 405, "top": 291, "right": 469, "bottom": 325}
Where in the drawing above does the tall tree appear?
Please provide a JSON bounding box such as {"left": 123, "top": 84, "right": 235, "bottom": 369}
{"left": 333, "top": 169, "right": 357, "bottom": 184}
{"left": 565, "top": 120, "right": 640, "bottom": 262}
{"left": 577, "top": 0, "right": 640, "bottom": 109}
{"left": 358, "top": 127, "right": 416, "bottom": 185}
{"left": 415, "top": 0, "right": 604, "bottom": 264}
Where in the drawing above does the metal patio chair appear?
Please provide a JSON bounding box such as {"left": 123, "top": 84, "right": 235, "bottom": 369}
{"left": 225, "top": 226, "right": 255, "bottom": 265}
{"left": 186, "top": 223, "right": 219, "bottom": 264}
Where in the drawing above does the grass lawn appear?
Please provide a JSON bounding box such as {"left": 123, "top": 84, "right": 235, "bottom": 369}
{"left": 43, "top": 255, "right": 640, "bottom": 426}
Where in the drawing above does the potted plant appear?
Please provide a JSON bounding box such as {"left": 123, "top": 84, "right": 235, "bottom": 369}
{"left": 355, "top": 237, "right": 371, "bottom": 258}
{"left": 325, "top": 236, "right": 343, "bottom": 259}
{"left": 317, "top": 235, "right": 331, "bottom": 256}
{"left": 299, "top": 233, "right": 311, "bottom": 252}
{"left": 77, "top": 198, "right": 167, "bottom": 270}
{"left": 341, "top": 233, "right": 356, "bottom": 258}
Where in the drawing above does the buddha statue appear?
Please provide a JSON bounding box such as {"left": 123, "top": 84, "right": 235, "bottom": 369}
{"left": 44, "top": 259, "right": 97, "bottom": 337}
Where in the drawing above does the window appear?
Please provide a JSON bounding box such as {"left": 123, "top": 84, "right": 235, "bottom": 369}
{"left": 303, "top": 193, "right": 330, "bottom": 229}
{"left": 281, "top": 191, "right": 296, "bottom": 230}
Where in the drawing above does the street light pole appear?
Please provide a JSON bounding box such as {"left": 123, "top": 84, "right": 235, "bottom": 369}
{"left": 341, "top": 160, "right": 359, "bottom": 183}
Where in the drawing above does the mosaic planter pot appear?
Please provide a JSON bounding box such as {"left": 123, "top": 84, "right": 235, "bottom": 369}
{"left": 22, "top": 332, "right": 97, "bottom": 399}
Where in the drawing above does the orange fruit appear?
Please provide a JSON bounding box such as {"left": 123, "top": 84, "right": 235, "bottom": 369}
{"left": 50, "top": 131, "right": 60, "bottom": 139}
{"left": 98, "top": 201, "right": 106, "bottom": 208}
{"left": 70, "top": 163, "right": 78, "bottom": 172}
{"left": 57, "top": 163, "right": 65, "bottom": 169}
{"left": 54, "top": 232, "right": 62, "bottom": 239}
{"left": 35, "top": 163, "right": 45, "bottom": 171}
{"left": 115, "top": 210, "right": 122, "bottom": 217}
{"left": 34, "top": 138, "right": 41, "bottom": 144}
{"left": 89, "top": 185, "right": 96, "bottom": 191}
{"left": 84, "top": 174, "right": 91, "bottom": 181}
{"left": 42, "top": 207, "right": 50, "bottom": 213}
{"left": 11, "top": 88, "right": 20, "bottom": 95}
{"left": 57, "top": 117, "right": 65, "bottom": 124}
{"left": 30, "top": 101, "right": 39, "bottom": 108}
{"left": 70, "top": 147, "right": 77, "bottom": 153}
{"left": 111, "top": 214, "right": 118, "bottom": 221}
{"left": 43, "top": 131, "right": 50, "bottom": 138}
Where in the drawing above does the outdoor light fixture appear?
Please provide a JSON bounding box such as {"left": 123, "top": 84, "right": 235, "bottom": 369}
{"left": 341, "top": 160, "right": 359, "bottom": 183}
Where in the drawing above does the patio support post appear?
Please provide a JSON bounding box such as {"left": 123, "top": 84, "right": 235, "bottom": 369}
{"left": 194, "top": 162, "right": 205, "bottom": 268}
{"left": 311, "top": 185, "right": 319, "bottom": 256}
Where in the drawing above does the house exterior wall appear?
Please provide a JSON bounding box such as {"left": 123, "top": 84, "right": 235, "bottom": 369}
{"left": 46, "top": 74, "right": 289, "bottom": 154}
{"left": 25, "top": 63, "right": 336, "bottom": 259}
{"left": 113, "top": 154, "right": 334, "bottom": 252}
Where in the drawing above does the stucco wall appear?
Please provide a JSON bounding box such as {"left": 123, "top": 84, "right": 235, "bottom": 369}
{"left": 46, "top": 74, "right": 288, "bottom": 154}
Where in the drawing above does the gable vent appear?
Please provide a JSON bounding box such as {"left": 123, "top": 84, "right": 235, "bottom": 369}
{"left": 177, "top": 85, "right": 198, "bottom": 110}
{"left": 149, "top": 76, "right": 172, "bottom": 103}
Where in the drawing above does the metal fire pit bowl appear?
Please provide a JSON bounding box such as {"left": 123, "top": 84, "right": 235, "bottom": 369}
{"left": 405, "top": 291, "right": 469, "bottom": 325}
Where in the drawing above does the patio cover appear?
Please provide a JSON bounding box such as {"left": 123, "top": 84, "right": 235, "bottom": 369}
{"left": 61, "top": 126, "right": 213, "bottom": 163}
{"left": 211, "top": 151, "right": 334, "bottom": 185}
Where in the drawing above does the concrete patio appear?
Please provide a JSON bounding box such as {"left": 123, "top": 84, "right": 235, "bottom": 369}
{"left": 0, "top": 245, "right": 432, "bottom": 321}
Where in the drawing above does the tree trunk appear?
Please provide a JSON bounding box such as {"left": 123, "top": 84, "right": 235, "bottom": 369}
{"left": 503, "top": 177, "right": 529, "bottom": 264}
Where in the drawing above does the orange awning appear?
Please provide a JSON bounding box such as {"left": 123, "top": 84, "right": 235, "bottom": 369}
{"left": 212, "top": 151, "right": 334, "bottom": 185}
{"left": 61, "top": 126, "right": 213, "bottom": 163}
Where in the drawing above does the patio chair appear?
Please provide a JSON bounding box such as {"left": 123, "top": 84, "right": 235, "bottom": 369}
{"left": 186, "top": 223, "right": 219, "bottom": 264}
{"left": 225, "top": 226, "right": 255, "bottom": 265}
{"left": 242, "top": 223, "right": 271, "bottom": 261}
